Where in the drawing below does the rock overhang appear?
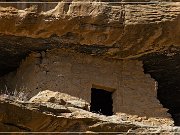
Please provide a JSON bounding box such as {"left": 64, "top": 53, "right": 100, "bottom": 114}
{"left": 0, "top": 1, "right": 180, "bottom": 75}
{"left": 1, "top": 0, "right": 180, "bottom": 129}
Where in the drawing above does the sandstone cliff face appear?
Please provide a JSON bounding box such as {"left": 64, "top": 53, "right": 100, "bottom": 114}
{"left": 0, "top": 2, "right": 179, "bottom": 58}
{"left": 0, "top": 0, "right": 180, "bottom": 133}
{"left": 0, "top": 1, "right": 179, "bottom": 74}
{"left": 0, "top": 2, "right": 179, "bottom": 54}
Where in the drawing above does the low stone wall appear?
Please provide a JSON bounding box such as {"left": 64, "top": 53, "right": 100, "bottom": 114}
{"left": 0, "top": 49, "right": 172, "bottom": 125}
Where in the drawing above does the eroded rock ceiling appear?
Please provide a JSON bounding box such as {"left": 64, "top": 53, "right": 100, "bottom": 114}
{"left": 0, "top": 1, "right": 180, "bottom": 75}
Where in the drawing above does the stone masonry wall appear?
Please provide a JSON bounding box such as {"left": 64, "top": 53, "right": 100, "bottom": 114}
{"left": 2, "top": 49, "right": 171, "bottom": 119}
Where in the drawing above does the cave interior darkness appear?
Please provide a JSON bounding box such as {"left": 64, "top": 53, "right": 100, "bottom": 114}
{"left": 142, "top": 51, "right": 180, "bottom": 126}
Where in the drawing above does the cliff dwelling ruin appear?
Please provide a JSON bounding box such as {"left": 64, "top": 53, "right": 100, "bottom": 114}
{"left": 0, "top": 0, "right": 180, "bottom": 133}
{"left": 0, "top": 50, "right": 173, "bottom": 125}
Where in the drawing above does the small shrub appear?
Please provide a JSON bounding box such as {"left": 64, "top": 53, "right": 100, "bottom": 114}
{"left": 0, "top": 85, "right": 31, "bottom": 102}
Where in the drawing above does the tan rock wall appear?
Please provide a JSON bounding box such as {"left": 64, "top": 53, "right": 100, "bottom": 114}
{"left": 2, "top": 50, "right": 171, "bottom": 119}
{"left": 0, "top": 2, "right": 180, "bottom": 65}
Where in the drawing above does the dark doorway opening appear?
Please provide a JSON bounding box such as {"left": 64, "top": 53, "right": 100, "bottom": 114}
{"left": 90, "top": 88, "right": 113, "bottom": 116}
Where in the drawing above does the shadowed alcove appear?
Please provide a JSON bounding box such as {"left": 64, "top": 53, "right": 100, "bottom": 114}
{"left": 142, "top": 50, "right": 180, "bottom": 126}
{"left": 90, "top": 87, "right": 113, "bottom": 116}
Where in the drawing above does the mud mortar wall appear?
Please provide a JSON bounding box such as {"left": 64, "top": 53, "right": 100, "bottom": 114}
{"left": 2, "top": 50, "right": 171, "bottom": 119}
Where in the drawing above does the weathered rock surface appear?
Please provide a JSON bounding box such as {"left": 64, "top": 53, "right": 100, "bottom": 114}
{"left": 29, "top": 90, "right": 90, "bottom": 110}
{"left": 0, "top": 90, "right": 179, "bottom": 133}
{"left": 0, "top": 1, "right": 180, "bottom": 74}
{"left": 0, "top": 0, "right": 180, "bottom": 132}
{"left": 0, "top": 2, "right": 180, "bottom": 55}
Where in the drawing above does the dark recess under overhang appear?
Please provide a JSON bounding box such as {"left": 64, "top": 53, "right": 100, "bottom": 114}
{"left": 141, "top": 50, "right": 180, "bottom": 126}
{"left": 0, "top": 35, "right": 110, "bottom": 76}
